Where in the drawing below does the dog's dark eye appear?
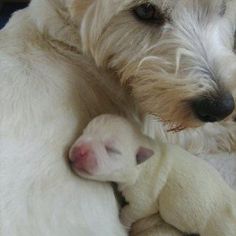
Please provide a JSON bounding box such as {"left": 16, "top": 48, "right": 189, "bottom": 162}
{"left": 133, "top": 4, "right": 166, "bottom": 25}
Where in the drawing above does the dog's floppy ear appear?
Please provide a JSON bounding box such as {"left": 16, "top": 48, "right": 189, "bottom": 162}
{"left": 136, "top": 147, "right": 154, "bottom": 165}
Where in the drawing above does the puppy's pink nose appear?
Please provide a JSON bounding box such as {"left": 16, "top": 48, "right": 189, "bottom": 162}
{"left": 69, "top": 143, "right": 97, "bottom": 174}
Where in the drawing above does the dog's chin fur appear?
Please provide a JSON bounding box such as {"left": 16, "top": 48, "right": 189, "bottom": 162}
{"left": 143, "top": 115, "right": 236, "bottom": 154}
{"left": 1, "top": 0, "right": 236, "bottom": 235}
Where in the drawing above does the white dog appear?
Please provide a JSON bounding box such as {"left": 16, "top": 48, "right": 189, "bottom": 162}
{"left": 69, "top": 114, "right": 236, "bottom": 236}
{"left": 1, "top": 0, "right": 236, "bottom": 235}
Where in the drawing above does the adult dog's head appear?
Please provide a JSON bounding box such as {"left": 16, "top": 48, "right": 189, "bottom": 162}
{"left": 31, "top": 0, "right": 236, "bottom": 130}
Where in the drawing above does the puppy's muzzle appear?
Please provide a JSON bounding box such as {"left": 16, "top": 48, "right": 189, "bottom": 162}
{"left": 192, "top": 93, "right": 235, "bottom": 123}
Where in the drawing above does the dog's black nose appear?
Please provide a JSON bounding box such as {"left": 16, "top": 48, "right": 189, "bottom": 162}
{"left": 192, "top": 93, "right": 235, "bottom": 122}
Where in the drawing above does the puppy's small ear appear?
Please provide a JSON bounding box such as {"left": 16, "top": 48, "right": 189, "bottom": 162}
{"left": 136, "top": 147, "right": 154, "bottom": 165}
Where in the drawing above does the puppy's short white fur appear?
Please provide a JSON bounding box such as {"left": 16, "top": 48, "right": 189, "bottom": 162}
{"left": 70, "top": 114, "right": 236, "bottom": 236}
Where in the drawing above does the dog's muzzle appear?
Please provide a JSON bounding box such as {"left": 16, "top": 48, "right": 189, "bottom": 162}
{"left": 192, "top": 93, "right": 235, "bottom": 123}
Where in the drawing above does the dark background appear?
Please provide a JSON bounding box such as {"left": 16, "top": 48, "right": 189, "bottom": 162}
{"left": 0, "top": 1, "right": 28, "bottom": 29}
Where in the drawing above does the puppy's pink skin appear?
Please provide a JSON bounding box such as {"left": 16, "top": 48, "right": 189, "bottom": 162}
{"left": 70, "top": 143, "right": 98, "bottom": 174}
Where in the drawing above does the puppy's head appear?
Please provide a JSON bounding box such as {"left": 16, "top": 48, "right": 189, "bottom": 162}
{"left": 69, "top": 115, "right": 154, "bottom": 183}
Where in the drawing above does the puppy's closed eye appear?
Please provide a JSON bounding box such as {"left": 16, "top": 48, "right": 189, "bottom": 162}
{"left": 105, "top": 146, "right": 122, "bottom": 155}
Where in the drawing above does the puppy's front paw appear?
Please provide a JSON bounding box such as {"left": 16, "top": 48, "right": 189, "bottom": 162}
{"left": 120, "top": 206, "right": 134, "bottom": 230}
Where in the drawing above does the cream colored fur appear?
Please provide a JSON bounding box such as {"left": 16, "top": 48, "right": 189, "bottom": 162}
{"left": 1, "top": 0, "right": 236, "bottom": 235}
{"left": 0, "top": 4, "right": 129, "bottom": 236}
{"left": 71, "top": 114, "right": 236, "bottom": 236}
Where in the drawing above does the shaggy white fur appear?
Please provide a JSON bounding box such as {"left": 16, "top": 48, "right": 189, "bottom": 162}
{"left": 0, "top": 0, "right": 236, "bottom": 235}
{"left": 0, "top": 7, "right": 128, "bottom": 236}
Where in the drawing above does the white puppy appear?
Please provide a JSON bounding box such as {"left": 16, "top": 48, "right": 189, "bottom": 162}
{"left": 70, "top": 115, "right": 236, "bottom": 236}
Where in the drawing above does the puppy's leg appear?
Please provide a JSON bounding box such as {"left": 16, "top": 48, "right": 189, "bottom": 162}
{"left": 120, "top": 203, "right": 157, "bottom": 229}
{"left": 120, "top": 204, "right": 143, "bottom": 229}
{"left": 130, "top": 214, "right": 185, "bottom": 236}
{"left": 202, "top": 207, "right": 236, "bottom": 236}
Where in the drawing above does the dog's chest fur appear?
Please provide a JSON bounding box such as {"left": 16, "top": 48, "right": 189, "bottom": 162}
{"left": 0, "top": 10, "right": 129, "bottom": 236}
